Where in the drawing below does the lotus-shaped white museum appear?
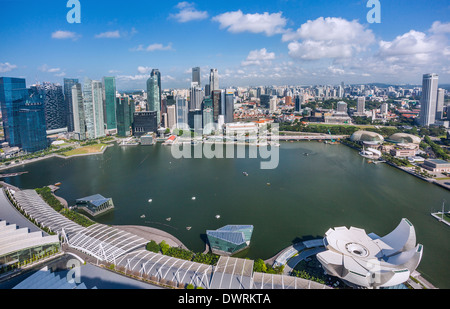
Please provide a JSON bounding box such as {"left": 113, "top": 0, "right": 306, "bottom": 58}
{"left": 316, "top": 218, "right": 423, "bottom": 288}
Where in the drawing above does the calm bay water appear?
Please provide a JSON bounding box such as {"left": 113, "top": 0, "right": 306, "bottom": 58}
{"left": 3, "top": 142, "right": 450, "bottom": 288}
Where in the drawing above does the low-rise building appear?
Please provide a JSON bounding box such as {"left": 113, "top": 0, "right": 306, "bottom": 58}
{"left": 206, "top": 225, "right": 254, "bottom": 256}
{"left": 76, "top": 194, "right": 114, "bottom": 217}
{"left": 422, "top": 159, "right": 450, "bottom": 172}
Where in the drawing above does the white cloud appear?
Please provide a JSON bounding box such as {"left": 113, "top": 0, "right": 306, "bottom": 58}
{"left": 169, "top": 2, "right": 208, "bottom": 23}
{"left": 137, "top": 66, "right": 152, "bottom": 74}
{"left": 51, "top": 30, "right": 80, "bottom": 40}
{"left": 212, "top": 10, "right": 287, "bottom": 36}
{"left": 116, "top": 74, "right": 150, "bottom": 81}
{"left": 95, "top": 30, "right": 121, "bottom": 39}
{"left": 241, "top": 48, "right": 276, "bottom": 66}
{"left": 283, "top": 17, "right": 375, "bottom": 60}
{"left": 0, "top": 62, "right": 17, "bottom": 73}
{"left": 38, "top": 64, "right": 61, "bottom": 73}
{"left": 430, "top": 21, "right": 450, "bottom": 34}
{"left": 131, "top": 43, "right": 174, "bottom": 52}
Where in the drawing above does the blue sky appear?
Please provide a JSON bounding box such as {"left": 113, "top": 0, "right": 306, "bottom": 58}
{"left": 1, "top": 0, "right": 449, "bottom": 90}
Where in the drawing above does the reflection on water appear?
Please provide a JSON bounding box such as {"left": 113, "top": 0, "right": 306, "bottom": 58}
{"left": 3, "top": 142, "right": 450, "bottom": 288}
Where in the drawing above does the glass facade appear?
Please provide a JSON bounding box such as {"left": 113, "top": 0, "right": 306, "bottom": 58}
{"left": 18, "top": 89, "right": 48, "bottom": 153}
{"left": 71, "top": 83, "right": 86, "bottom": 140}
{"left": 116, "top": 96, "right": 132, "bottom": 137}
{"left": 30, "top": 83, "right": 65, "bottom": 131}
{"left": 0, "top": 77, "right": 27, "bottom": 147}
{"left": 0, "top": 243, "right": 60, "bottom": 269}
{"left": 64, "top": 78, "right": 79, "bottom": 132}
{"left": 103, "top": 77, "right": 117, "bottom": 131}
{"left": 147, "top": 76, "right": 160, "bottom": 127}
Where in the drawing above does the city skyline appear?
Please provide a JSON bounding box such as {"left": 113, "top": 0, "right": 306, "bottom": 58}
{"left": 1, "top": 1, "right": 449, "bottom": 90}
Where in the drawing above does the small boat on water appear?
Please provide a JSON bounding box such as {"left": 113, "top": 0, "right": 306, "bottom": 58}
{"left": 166, "top": 217, "right": 171, "bottom": 221}
{"left": 215, "top": 215, "right": 220, "bottom": 219}
{"left": 192, "top": 196, "right": 196, "bottom": 200}
{"left": 243, "top": 172, "right": 248, "bottom": 176}
{"left": 148, "top": 199, "right": 153, "bottom": 203}
{"left": 140, "top": 214, "right": 146, "bottom": 219}
{"left": 186, "top": 226, "right": 192, "bottom": 230}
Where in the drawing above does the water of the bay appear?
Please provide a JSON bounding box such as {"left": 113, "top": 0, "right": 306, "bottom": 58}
{"left": 3, "top": 142, "right": 449, "bottom": 288}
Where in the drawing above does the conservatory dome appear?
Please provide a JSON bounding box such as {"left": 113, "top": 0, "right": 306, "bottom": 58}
{"left": 387, "top": 133, "right": 421, "bottom": 144}
{"left": 350, "top": 130, "right": 384, "bottom": 145}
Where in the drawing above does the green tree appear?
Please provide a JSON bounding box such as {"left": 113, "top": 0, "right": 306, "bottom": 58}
{"left": 146, "top": 240, "right": 160, "bottom": 253}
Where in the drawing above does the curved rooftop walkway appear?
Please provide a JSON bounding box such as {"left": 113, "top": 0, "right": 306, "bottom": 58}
{"left": 2, "top": 187, "right": 331, "bottom": 289}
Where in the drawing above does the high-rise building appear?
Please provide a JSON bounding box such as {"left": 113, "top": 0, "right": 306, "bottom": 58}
{"left": 0, "top": 77, "right": 47, "bottom": 152}
{"left": 225, "top": 89, "right": 235, "bottom": 124}
{"left": 212, "top": 90, "right": 222, "bottom": 122}
{"left": 31, "top": 82, "right": 65, "bottom": 131}
{"left": 63, "top": 78, "right": 79, "bottom": 132}
{"left": 357, "top": 97, "right": 365, "bottom": 114}
{"left": 209, "top": 69, "right": 219, "bottom": 96}
{"left": 192, "top": 67, "right": 201, "bottom": 86}
{"left": 102, "top": 77, "right": 117, "bottom": 132}
{"left": 71, "top": 83, "right": 86, "bottom": 140}
{"left": 0, "top": 77, "right": 27, "bottom": 147}
{"left": 167, "top": 104, "right": 177, "bottom": 130}
{"left": 132, "top": 111, "right": 158, "bottom": 137}
{"left": 82, "top": 78, "right": 105, "bottom": 139}
{"left": 189, "top": 83, "right": 204, "bottom": 110}
{"left": 147, "top": 75, "right": 160, "bottom": 127}
{"left": 116, "top": 95, "right": 132, "bottom": 137}
{"left": 436, "top": 88, "right": 445, "bottom": 120}
{"left": 188, "top": 109, "right": 203, "bottom": 134}
{"left": 18, "top": 89, "right": 48, "bottom": 153}
{"left": 202, "top": 96, "right": 214, "bottom": 134}
{"left": 176, "top": 96, "right": 188, "bottom": 129}
{"left": 419, "top": 73, "right": 439, "bottom": 127}
{"left": 151, "top": 69, "right": 162, "bottom": 114}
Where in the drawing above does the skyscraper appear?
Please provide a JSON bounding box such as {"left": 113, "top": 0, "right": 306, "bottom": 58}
{"left": 419, "top": 73, "right": 439, "bottom": 127}
{"left": 192, "top": 67, "right": 201, "bottom": 86}
{"left": 151, "top": 69, "right": 162, "bottom": 114}
{"left": 116, "top": 95, "right": 132, "bottom": 137}
{"left": 167, "top": 104, "right": 177, "bottom": 130}
{"left": 82, "top": 78, "right": 105, "bottom": 139}
{"left": 102, "top": 77, "right": 117, "bottom": 132}
{"left": 0, "top": 77, "right": 27, "bottom": 147}
{"left": 18, "top": 89, "right": 48, "bottom": 153}
{"left": 225, "top": 89, "right": 235, "bottom": 124}
{"left": 212, "top": 90, "right": 222, "bottom": 122}
{"left": 209, "top": 69, "right": 219, "bottom": 96}
{"left": 176, "top": 96, "right": 188, "bottom": 129}
{"left": 63, "top": 78, "right": 79, "bottom": 132}
{"left": 357, "top": 97, "right": 365, "bottom": 115}
{"left": 189, "top": 83, "right": 204, "bottom": 110}
{"left": 147, "top": 75, "right": 161, "bottom": 127}
{"left": 202, "top": 96, "right": 214, "bottom": 134}
{"left": 436, "top": 88, "right": 445, "bottom": 120}
{"left": 71, "top": 83, "right": 86, "bottom": 140}
{"left": 31, "top": 82, "right": 65, "bottom": 131}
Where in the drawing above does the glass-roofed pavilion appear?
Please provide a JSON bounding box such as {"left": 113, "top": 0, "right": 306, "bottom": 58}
{"left": 206, "top": 225, "right": 254, "bottom": 256}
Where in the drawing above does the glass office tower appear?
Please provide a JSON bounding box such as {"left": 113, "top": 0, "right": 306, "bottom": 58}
{"left": 64, "top": 78, "right": 79, "bottom": 132}
{"left": 147, "top": 75, "right": 160, "bottom": 127}
{"left": 71, "top": 83, "right": 86, "bottom": 140}
{"left": 30, "top": 82, "right": 65, "bottom": 131}
{"left": 102, "top": 77, "right": 117, "bottom": 131}
{"left": 176, "top": 96, "right": 188, "bottom": 129}
{"left": 18, "top": 89, "right": 48, "bottom": 153}
{"left": 116, "top": 95, "right": 132, "bottom": 137}
{"left": 0, "top": 77, "right": 27, "bottom": 147}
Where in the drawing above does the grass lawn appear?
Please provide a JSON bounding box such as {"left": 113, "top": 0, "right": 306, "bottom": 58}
{"left": 62, "top": 143, "right": 108, "bottom": 156}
